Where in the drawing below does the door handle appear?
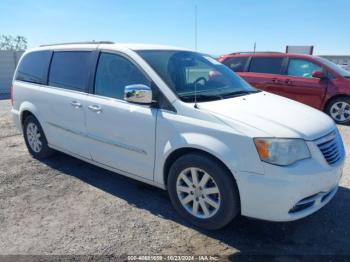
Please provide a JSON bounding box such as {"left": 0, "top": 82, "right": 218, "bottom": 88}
{"left": 271, "top": 78, "right": 282, "bottom": 84}
{"left": 70, "top": 101, "right": 82, "bottom": 108}
{"left": 285, "top": 79, "right": 292, "bottom": 85}
{"left": 88, "top": 105, "right": 102, "bottom": 113}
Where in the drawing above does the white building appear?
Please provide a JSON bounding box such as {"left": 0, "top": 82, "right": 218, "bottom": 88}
{"left": 320, "top": 55, "right": 350, "bottom": 70}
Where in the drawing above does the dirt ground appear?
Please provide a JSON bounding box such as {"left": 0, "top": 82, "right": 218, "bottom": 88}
{"left": 0, "top": 99, "right": 349, "bottom": 258}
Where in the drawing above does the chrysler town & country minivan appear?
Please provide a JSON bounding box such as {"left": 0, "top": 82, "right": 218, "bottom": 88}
{"left": 11, "top": 42, "right": 345, "bottom": 229}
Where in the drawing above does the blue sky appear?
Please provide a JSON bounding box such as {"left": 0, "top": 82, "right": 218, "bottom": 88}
{"left": 1, "top": 0, "right": 349, "bottom": 55}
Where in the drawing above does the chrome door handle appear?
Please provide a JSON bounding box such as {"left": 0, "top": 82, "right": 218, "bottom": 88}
{"left": 88, "top": 105, "right": 102, "bottom": 113}
{"left": 71, "top": 101, "right": 82, "bottom": 108}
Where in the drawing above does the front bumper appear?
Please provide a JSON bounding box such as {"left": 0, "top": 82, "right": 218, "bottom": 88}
{"left": 236, "top": 136, "right": 344, "bottom": 221}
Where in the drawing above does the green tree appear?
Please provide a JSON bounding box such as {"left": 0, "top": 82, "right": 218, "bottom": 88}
{"left": 0, "top": 35, "right": 27, "bottom": 51}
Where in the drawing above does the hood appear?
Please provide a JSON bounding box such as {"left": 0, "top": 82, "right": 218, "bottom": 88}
{"left": 198, "top": 92, "right": 335, "bottom": 140}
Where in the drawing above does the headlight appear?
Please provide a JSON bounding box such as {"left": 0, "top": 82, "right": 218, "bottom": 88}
{"left": 254, "top": 138, "right": 310, "bottom": 166}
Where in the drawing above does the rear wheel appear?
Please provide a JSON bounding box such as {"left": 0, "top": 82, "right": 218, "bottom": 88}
{"left": 167, "top": 153, "right": 240, "bottom": 230}
{"left": 23, "top": 115, "right": 54, "bottom": 159}
{"left": 326, "top": 97, "right": 350, "bottom": 124}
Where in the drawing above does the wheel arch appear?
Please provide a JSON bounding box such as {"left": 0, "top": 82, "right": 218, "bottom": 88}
{"left": 21, "top": 110, "right": 35, "bottom": 127}
{"left": 163, "top": 146, "right": 242, "bottom": 216}
{"left": 19, "top": 102, "right": 41, "bottom": 130}
{"left": 323, "top": 94, "right": 350, "bottom": 112}
{"left": 163, "top": 147, "right": 238, "bottom": 188}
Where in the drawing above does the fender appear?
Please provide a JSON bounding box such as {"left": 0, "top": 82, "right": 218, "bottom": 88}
{"left": 18, "top": 101, "right": 43, "bottom": 128}
{"left": 154, "top": 132, "right": 262, "bottom": 185}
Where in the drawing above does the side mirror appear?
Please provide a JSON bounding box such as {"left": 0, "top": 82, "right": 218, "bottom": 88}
{"left": 124, "top": 84, "right": 153, "bottom": 104}
{"left": 312, "top": 71, "right": 326, "bottom": 79}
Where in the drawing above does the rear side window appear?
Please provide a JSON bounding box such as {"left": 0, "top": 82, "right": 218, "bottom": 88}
{"left": 249, "top": 57, "right": 283, "bottom": 74}
{"left": 16, "top": 51, "right": 51, "bottom": 84}
{"left": 222, "top": 57, "right": 248, "bottom": 72}
{"left": 48, "top": 51, "right": 91, "bottom": 92}
{"left": 94, "top": 53, "right": 150, "bottom": 100}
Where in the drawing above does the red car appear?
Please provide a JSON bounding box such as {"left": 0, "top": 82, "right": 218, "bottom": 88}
{"left": 218, "top": 52, "right": 350, "bottom": 124}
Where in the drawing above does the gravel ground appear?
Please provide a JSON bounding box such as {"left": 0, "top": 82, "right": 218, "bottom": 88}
{"left": 0, "top": 99, "right": 350, "bottom": 258}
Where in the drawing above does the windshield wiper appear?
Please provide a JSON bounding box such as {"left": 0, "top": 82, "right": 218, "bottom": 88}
{"left": 180, "top": 90, "right": 260, "bottom": 102}
{"left": 180, "top": 93, "right": 223, "bottom": 102}
{"left": 221, "top": 90, "right": 260, "bottom": 98}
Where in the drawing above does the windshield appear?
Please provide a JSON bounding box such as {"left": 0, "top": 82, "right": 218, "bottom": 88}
{"left": 137, "top": 50, "right": 258, "bottom": 102}
{"left": 315, "top": 56, "right": 350, "bottom": 77}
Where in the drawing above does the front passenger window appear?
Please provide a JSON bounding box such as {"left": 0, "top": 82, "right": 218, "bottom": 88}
{"left": 94, "top": 53, "right": 150, "bottom": 100}
{"left": 287, "top": 59, "right": 323, "bottom": 78}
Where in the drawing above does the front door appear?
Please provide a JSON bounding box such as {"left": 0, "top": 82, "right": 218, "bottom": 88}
{"left": 281, "top": 58, "right": 328, "bottom": 109}
{"left": 85, "top": 52, "right": 157, "bottom": 180}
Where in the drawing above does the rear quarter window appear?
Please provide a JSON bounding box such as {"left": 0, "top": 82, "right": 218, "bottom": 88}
{"left": 15, "top": 51, "right": 52, "bottom": 84}
{"left": 48, "top": 51, "right": 91, "bottom": 92}
{"left": 248, "top": 57, "right": 283, "bottom": 74}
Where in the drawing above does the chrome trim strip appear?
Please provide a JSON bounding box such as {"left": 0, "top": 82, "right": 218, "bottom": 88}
{"left": 47, "top": 121, "right": 84, "bottom": 136}
{"left": 46, "top": 122, "right": 147, "bottom": 155}
{"left": 314, "top": 130, "right": 337, "bottom": 145}
{"left": 48, "top": 143, "right": 165, "bottom": 190}
{"left": 87, "top": 133, "right": 147, "bottom": 155}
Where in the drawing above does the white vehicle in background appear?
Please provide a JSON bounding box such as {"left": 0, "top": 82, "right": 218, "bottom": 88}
{"left": 340, "top": 64, "right": 350, "bottom": 71}
{"left": 11, "top": 42, "right": 345, "bottom": 229}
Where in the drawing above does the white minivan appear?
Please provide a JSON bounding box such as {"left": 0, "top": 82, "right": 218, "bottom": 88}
{"left": 11, "top": 42, "right": 345, "bottom": 229}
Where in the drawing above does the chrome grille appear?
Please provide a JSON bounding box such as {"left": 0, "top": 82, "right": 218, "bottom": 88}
{"left": 316, "top": 130, "right": 344, "bottom": 165}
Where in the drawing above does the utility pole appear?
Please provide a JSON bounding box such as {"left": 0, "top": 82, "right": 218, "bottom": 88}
{"left": 253, "top": 42, "right": 256, "bottom": 53}
{"left": 195, "top": 5, "right": 198, "bottom": 51}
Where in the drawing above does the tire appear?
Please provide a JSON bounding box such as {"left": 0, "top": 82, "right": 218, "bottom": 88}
{"left": 23, "top": 115, "right": 54, "bottom": 159}
{"left": 167, "top": 153, "right": 240, "bottom": 230}
{"left": 325, "top": 97, "right": 350, "bottom": 124}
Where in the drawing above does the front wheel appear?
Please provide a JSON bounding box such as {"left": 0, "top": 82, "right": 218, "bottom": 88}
{"left": 167, "top": 153, "right": 240, "bottom": 230}
{"left": 326, "top": 97, "right": 350, "bottom": 124}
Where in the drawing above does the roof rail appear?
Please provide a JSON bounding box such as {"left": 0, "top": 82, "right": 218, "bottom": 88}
{"left": 40, "top": 41, "right": 115, "bottom": 47}
{"left": 229, "top": 51, "right": 283, "bottom": 55}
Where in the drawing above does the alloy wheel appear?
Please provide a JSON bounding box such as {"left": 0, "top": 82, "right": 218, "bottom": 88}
{"left": 330, "top": 101, "right": 350, "bottom": 122}
{"left": 176, "top": 167, "right": 221, "bottom": 219}
{"left": 26, "top": 122, "right": 42, "bottom": 153}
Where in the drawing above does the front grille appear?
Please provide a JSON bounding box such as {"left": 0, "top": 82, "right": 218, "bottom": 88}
{"left": 317, "top": 130, "right": 343, "bottom": 165}
{"left": 288, "top": 187, "right": 337, "bottom": 214}
{"left": 289, "top": 193, "right": 317, "bottom": 214}
{"left": 321, "top": 190, "right": 333, "bottom": 202}
{"left": 289, "top": 201, "right": 314, "bottom": 213}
